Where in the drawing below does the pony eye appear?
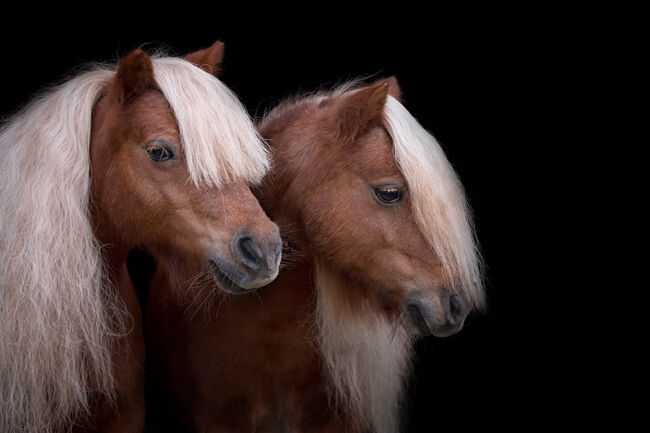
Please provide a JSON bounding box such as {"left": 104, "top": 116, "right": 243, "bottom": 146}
{"left": 146, "top": 143, "right": 175, "bottom": 162}
{"left": 374, "top": 186, "right": 402, "bottom": 204}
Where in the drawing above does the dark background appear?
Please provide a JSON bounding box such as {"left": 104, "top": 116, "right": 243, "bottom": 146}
{"left": 1, "top": 9, "right": 601, "bottom": 432}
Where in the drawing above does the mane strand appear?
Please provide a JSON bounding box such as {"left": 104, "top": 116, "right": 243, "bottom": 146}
{"left": 0, "top": 67, "right": 121, "bottom": 433}
{"left": 151, "top": 57, "right": 269, "bottom": 188}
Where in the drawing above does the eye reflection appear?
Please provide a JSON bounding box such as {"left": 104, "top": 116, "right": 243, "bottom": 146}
{"left": 146, "top": 143, "right": 175, "bottom": 162}
{"left": 373, "top": 186, "right": 402, "bottom": 204}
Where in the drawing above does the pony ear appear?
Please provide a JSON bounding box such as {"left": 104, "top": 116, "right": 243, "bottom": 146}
{"left": 371, "top": 76, "right": 403, "bottom": 103}
{"left": 185, "top": 40, "right": 225, "bottom": 76}
{"left": 114, "top": 48, "right": 155, "bottom": 104}
{"left": 331, "top": 81, "right": 390, "bottom": 142}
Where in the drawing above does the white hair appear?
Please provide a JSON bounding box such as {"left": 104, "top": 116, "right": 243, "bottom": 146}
{"left": 0, "top": 54, "right": 268, "bottom": 433}
{"left": 315, "top": 262, "right": 413, "bottom": 433}
{"left": 152, "top": 57, "right": 269, "bottom": 187}
{"left": 0, "top": 67, "right": 118, "bottom": 433}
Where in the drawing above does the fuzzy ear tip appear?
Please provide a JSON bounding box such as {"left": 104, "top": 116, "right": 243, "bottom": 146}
{"left": 209, "top": 40, "right": 225, "bottom": 54}
{"left": 119, "top": 48, "right": 154, "bottom": 73}
{"left": 115, "top": 48, "right": 154, "bottom": 103}
{"left": 374, "top": 81, "right": 390, "bottom": 100}
{"left": 124, "top": 48, "right": 149, "bottom": 61}
{"left": 185, "top": 40, "right": 226, "bottom": 76}
{"left": 381, "top": 76, "right": 402, "bottom": 102}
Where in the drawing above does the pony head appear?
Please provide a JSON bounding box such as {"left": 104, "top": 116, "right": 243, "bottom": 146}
{"left": 260, "top": 77, "right": 484, "bottom": 337}
{"left": 90, "top": 44, "right": 281, "bottom": 295}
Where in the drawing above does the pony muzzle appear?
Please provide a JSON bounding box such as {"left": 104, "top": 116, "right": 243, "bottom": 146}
{"left": 208, "top": 230, "right": 281, "bottom": 294}
{"left": 406, "top": 292, "right": 468, "bottom": 337}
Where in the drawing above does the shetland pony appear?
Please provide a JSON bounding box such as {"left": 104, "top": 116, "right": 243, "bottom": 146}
{"left": 0, "top": 42, "right": 281, "bottom": 433}
{"left": 143, "top": 77, "right": 485, "bottom": 432}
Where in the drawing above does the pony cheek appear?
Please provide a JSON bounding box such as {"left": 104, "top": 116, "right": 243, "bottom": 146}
{"left": 369, "top": 250, "right": 420, "bottom": 286}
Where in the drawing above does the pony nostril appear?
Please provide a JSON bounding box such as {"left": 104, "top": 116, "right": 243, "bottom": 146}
{"left": 233, "top": 233, "right": 263, "bottom": 271}
{"left": 446, "top": 293, "right": 466, "bottom": 326}
{"left": 406, "top": 300, "right": 432, "bottom": 336}
{"left": 267, "top": 241, "right": 282, "bottom": 270}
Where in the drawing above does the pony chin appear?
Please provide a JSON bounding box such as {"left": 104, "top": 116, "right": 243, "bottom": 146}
{"left": 314, "top": 260, "right": 414, "bottom": 433}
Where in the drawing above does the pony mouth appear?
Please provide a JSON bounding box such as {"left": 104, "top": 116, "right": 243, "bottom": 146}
{"left": 208, "top": 259, "right": 251, "bottom": 295}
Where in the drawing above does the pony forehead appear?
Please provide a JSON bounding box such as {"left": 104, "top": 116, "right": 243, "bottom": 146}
{"left": 151, "top": 57, "right": 269, "bottom": 187}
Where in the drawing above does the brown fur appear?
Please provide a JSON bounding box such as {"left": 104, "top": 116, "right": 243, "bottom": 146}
{"left": 144, "top": 77, "right": 475, "bottom": 432}
{"left": 77, "top": 44, "right": 280, "bottom": 432}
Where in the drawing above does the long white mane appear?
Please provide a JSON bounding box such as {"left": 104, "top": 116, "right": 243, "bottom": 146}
{"left": 0, "top": 68, "right": 117, "bottom": 433}
{"left": 305, "top": 83, "right": 485, "bottom": 433}
{"left": 0, "top": 55, "right": 268, "bottom": 433}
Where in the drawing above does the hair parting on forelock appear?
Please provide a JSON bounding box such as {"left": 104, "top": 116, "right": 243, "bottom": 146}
{"left": 150, "top": 57, "right": 269, "bottom": 187}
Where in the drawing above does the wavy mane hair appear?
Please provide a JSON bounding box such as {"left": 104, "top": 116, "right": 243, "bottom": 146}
{"left": 0, "top": 54, "right": 268, "bottom": 433}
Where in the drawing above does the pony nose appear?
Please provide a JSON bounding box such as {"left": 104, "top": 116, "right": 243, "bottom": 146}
{"left": 233, "top": 232, "right": 264, "bottom": 271}
{"left": 445, "top": 293, "right": 466, "bottom": 327}
{"left": 406, "top": 291, "right": 468, "bottom": 337}
{"left": 232, "top": 230, "right": 282, "bottom": 279}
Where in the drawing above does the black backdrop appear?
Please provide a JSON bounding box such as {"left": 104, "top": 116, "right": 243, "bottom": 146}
{"left": 1, "top": 11, "right": 579, "bottom": 432}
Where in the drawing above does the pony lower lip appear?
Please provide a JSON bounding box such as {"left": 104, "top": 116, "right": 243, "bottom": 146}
{"left": 208, "top": 260, "right": 248, "bottom": 294}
